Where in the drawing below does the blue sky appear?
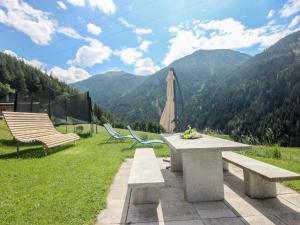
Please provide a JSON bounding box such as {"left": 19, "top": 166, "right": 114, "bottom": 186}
{"left": 0, "top": 0, "right": 299, "bottom": 83}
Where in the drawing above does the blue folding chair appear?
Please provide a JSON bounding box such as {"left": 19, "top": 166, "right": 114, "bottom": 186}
{"left": 127, "top": 125, "right": 164, "bottom": 148}
{"left": 104, "top": 123, "right": 133, "bottom": 143}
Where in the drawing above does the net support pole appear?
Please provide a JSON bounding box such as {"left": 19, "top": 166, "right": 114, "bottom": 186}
{"left": 30, "top": 95, "right": 33, "bottom": 113}
{"left": 87, "top": 92, "right": 93, "bottom": 137}
{"left": 48, "top": 88, "right": 51, "bottom": 118}
{"left": 14, "top": 92, "right": 18, "bottom": 112}
{"left": 65, "top": 97, "right": 68, "bottom": 133}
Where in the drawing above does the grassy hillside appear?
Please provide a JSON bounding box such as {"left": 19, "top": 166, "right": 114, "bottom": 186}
{"left": 1, "top": 121, "right": 300, "bottom": 224}
{"left": 0, "top": 121, "right": 168, "bottom": 225}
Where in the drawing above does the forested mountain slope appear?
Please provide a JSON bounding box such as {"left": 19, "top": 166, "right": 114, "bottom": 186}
{"left": 111, "top": 49, "right": 250, "bottom": 122}
{"left": 188, "top": 31, "right": 300, "bottom": 146}
{"left": 0, "top": 52, "right": 76, "bottom": 96}
{"left": 72, "top": 71, "right": 146, "bottom": 108}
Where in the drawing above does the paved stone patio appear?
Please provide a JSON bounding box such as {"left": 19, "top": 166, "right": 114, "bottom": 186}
{"left": 96, "top": 158, "right": 300, "bottom": 225}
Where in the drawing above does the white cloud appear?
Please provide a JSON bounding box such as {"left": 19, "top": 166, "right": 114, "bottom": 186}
{"left": 163, "top": 18, "right": 295, "bottom": 65}
{"left": 118, "top": 17, "right": 134, "bottom": 28}
{"left": 134, "top": 28, "right": 152, "bottom": 35}
{"left": 66, "top": 0, "right": 116, "bottom": 14}
{"left": 57, "top": 26, "right": 84, "bottom": 40}
{"left": 118, "top": 17, "right": 152, "bottom": 35}
{"left": 289, "top": 15, "right": 300, "bottom": 28}
{"left": 87, "top": 23, "right": 102, "bottom": 35}
{"left": 68, "top": 39, "right": 112, "bottom": 67}
{"left": 66, "top": 0, "right": 85, "bottom": 7}
{"left": 114, "top": 48, "right": 143, "bottom": 65}
{"left": 267, "top": 9, "right": 275, "bottom": 19}
{"left": 3, "top": 49, "right": 46, "bottom": 70}
{"left": 0, "top": 0, "right": 56, "bottom": 45}
{"left": 48, "top": 66, "right": 90, "bottom": 83}
{"left": 138, "top": 40, "right": 152, "bottom": 52}
{"left": 88, "top": 0, "right": 116, "bottom": 14}
{"left": 280, "top": 0, "right": 300, "bottom": 17}
{"left": 134, "top": 58, "right": 160, "bottom": 75}
{"left": 57, "top": 1, "right": 67, "bottom": 10}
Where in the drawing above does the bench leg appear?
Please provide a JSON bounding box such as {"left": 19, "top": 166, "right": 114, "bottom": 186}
{"left": 223, "top": 161, "right": 229, "bottom": 172}
{"left": 170, "top": 147, "right": 182, "bottom": 172}
{"left": 243, "top": 169, "right": 277, "bottom": 198}
{"left": 131, "top": 187, "right": 160, "bottom": 204}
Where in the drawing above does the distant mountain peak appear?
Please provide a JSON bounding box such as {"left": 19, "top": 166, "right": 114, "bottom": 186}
{"left": 101, "top": 70, "right": 127, "bottom": 76}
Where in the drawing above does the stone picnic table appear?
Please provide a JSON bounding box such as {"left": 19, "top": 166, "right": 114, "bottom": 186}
{"left": 162, "top": 133, "right": 251, "bottom": 202}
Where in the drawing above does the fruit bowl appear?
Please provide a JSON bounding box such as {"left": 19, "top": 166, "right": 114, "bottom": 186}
{"left": 180, "top": 126, "right": 202, "bottom": 139}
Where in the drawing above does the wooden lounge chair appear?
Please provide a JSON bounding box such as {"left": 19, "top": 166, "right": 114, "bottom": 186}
{"left": 3, "top": 111, "right": 80, "bottom": 155}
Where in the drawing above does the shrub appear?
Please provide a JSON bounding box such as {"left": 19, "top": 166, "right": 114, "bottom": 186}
{"left": 255, "top": 145, "right": 282, "bottom": 159}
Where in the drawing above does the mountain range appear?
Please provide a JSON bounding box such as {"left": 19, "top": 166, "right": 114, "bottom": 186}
{"left": 72, "top": 31, "right": 300, "bottom": 146}
{"left": 72, "top": 49, "right": 250, "bottom": 122}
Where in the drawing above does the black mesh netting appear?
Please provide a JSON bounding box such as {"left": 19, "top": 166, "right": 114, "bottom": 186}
{"left": 14, "top": 89, "right": 92, "bottom": 125}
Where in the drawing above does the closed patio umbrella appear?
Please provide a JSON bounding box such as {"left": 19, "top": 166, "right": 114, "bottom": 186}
{"left": 160, "top": 69, "right": 175, "bottom": 133}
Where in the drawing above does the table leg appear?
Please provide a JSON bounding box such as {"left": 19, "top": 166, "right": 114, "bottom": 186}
{"left": 182, "top": 151, "right": 224, "bottom": 202}
{"left": 170, "top": 147, "right": 182, "bottom": 172}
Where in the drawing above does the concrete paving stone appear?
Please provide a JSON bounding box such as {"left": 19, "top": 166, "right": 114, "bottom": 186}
{"left": 258, "top": 197, "right": 300, "bottom": 214}
{"left": 96, "top": 199, "right": 127, "bottom": 224}
{"left": 193, "top": 201, "right": 228, "bottom": 210}
{"left": 130, "top": 222, "right": 161, "bottom": 225}
{"left": 164, "top": 220, "right": 205, "bottom": 225}
{"left": 225, "top": 196, "right": 263, "bottom": 217}
{"left": 241, "top": 215, "right": 286, "bottom": 225}
{"left": 164, "top": 177, "right": 184, "bottom": 188}
{"left": 161, "top": 169, "right": 183, "bottom": 180}
{"left": 224, "top": 174, "right": 245, "bottom": 194}
{"left": 276, "top": 213, "right": 300, "bottom": 225}
{"left": 224, "top": 184, "right": 243, "bottom": 199}
{"left": 107, "top": 187, "right": 128, "bottom": 201}
{"left": 95, "top": 158, "right": 300, "bottom": 225}
{"left": 131, "top": 220, "right": 205, "bottom": 225}
{"left": 203, "top": 217, "right": 245, "bottom": 225}
{"left": 277, "top": 184, "right": 297, "bottom": 195}
{"left": 196, "top": 208, "right": 237, "bottom": 219}
{"left": 160, "top": 187, "right": 185, "bottom": 202}
{"left": 279, "top": 194, "right": 300, "bottom": 208}
{"left": 159, "top": 200, "right": 200, "bottom": 221}
{"left": 127, "top": 203, "right": 161, "bottom": 223}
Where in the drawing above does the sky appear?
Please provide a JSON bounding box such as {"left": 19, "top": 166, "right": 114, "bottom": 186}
{"left": 0, "top": 0, "right": 300, "bottom": 83}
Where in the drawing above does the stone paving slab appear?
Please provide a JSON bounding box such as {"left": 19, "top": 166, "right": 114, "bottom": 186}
{"left": 95, "top": 159, "right": 300, "bottom": 225}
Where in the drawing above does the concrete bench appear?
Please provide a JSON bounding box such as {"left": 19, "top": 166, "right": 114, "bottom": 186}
{"left": 128, "top": 148, "right": 165, "bottom": 204}
{"left": 222, "top": 151, "right": 300, "bottom": 198}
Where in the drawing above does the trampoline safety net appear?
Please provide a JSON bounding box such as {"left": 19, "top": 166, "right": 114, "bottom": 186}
{"left": 14, "top": 89, "right": 92, "bottom": 125}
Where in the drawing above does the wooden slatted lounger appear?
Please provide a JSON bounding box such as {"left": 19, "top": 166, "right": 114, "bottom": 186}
{"left": 3, "top": 111, "right": 80, "bottom": 155}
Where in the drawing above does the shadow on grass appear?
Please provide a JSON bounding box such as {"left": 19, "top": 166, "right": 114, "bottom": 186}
{"left": 121, "top": 143, "right": 165, "bottom": 151}
{"left": 77, "top": 133, "right": 92, "bottom": 138}
{"left": 98, "top": 139, "right": 130, "bottom": 145}
{"left": 0, "top": 139, "right": 18, "bottom": 146}
{"left": 0, "top": 143, "right": 73, "bottom": 159}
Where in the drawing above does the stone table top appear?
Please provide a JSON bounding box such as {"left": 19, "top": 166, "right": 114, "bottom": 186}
{"left": 162, "top": 133, "right": 251, "bottom": 153}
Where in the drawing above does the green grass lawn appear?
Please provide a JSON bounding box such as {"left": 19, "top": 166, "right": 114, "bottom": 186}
{"left": 0, "top": 121, "right": 169, "bottom": 225}
{"left": 1, "top": 122, "right": 300, "bottom": 225}
{"left": 241, "top": 145, "right": 300, "bottom": 192}
{"left": 206, "top": 132, "right": 300, "bottom": 192}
